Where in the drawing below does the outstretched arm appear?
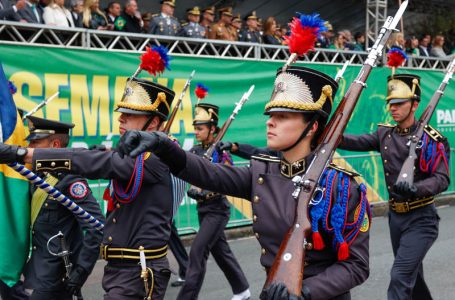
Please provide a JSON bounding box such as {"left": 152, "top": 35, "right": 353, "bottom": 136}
{"left": 118, "top": 130, "right": 253, "bottom": 199}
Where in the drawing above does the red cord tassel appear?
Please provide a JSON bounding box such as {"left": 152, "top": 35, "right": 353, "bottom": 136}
{"left": 312, "top": 231, "right": 325, "bottom": 250}
{"left": 338, "top": 241, "right": 350, "bottom": 261}
{"left": 103, "top": 187, "right": 114, "bottom": 213}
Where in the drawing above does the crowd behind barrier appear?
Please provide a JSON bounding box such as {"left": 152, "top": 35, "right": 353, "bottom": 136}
{"left": 0, "top": 20, "right": 453, "bottom": 71}
{"left": 1, "top": 0, "right": 454, "bottom": 66}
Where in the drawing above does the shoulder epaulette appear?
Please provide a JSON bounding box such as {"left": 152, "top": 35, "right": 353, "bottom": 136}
{"left": 424, "top": 124, "right": 445, "bottom": 142}
{"left": 152, "top": 13, "right": 159, "bottom": 17}
{"left": 251, "top": 154, "right": 280, "bottom": 163}
{"left": 328, "top": 163, "right": 359, "bottom": 177}
{"left": 181, "top": 22, "right": 188, "bottom": 26}
{"left": 378, "top": 123, "right": 395, "bottom": 128}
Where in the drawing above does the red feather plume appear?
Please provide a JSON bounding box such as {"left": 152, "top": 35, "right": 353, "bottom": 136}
{"left": 387, "top": 48, "right": 408, "bottom": 68}
{"left": 140, "top": 46, "right": 167, "bottom": 76}
{"left": 285, "top": 18, "right": 319, "bottom": 56}
{"left": 195, "top": 83, "right": 209, "bottom": 100}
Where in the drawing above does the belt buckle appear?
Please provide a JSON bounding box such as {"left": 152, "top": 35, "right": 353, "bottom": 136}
{"left": 394, "top": 201, "right": 410, "bottom": 213}
{"left": 100, "top": 244, "right": 108, "bottom": 260}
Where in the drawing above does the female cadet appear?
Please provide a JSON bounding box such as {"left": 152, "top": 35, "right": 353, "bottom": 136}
{"left": 118, "top": 66, "right": 371, "bottom": 300}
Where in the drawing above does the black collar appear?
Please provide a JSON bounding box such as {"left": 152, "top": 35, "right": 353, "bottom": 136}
{"left": 280, "top": 158, "right": 306, "bottom": 178}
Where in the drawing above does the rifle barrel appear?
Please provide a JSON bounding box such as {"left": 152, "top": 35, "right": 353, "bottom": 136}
{"left": 263, "top": 1, "right": 409, "bottom": 295}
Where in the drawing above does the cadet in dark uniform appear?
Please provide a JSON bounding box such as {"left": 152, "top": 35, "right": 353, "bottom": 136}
{"left": 239, "top": 11, "right": 262, "bottom": 43}
{"left": 179, "top": 6, "right": 205, "bottom": 39}
{"left": 23, "top": 116, "right": 104, "bottom": 300}
{"left": 118, "top": 66, "right": 371, "bottom": 300}
{"left": 339, "top": 74, "right": 450, "bottom": 300}
{"left": 149, "top": 0, "right": 180, "bottom": 36}
{"left": 0, "top": 77, "right": 177, "bottom": 299}
{"left": 175, "top": 102, "right": 250, "bottom": 300}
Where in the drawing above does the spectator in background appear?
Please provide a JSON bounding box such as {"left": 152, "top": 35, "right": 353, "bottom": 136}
{"left": 280, "top": 26, "right": 288, "bottom": 38}
{"left": 418, "top": 34, "right": 431, "bottom": 56}
{"left": 209, "top": 7, "right": 234, "bottom": 41}
{"left": 149, "top": 0, "right": 180, "bottom": 36}
{"left": 115, "top": 0, "right": 141, "bottom": 33}
{"left": 105, "top": 1, "right": 120, "bottom": 29}
{"left": 18, "top": 0, "right": 44, "bottom": 23}
{"left": 82, "top": 0, "right": 108, "bottom": 29}
{"left": 386, "top": 32, "right": 405, "bottom": 50}
{"left": 339, "top": 29, "right": 354, "bottom": 50}
{"left": 179, "top": 6, "right": 205, "bottom": 38}
{"left": 229, "top": 13, "right": 241, "bottom": 41}
{"left": 353, "top": 32, "right": 365, "bottom": 51}
{"left": 141, "top": 11, "right": 152, "bottom": 33}
{"left": 238, "top": 11, "right": 262, "bottom": 43}
{"left": 43, "top": 0, "right": 74, "bottom": 27}
{"left": 331, "top": 31, "right": 349, "bottom": 50}
{"left": 317, "top": 21, "right": 333, "bottom": 48}
{"left": 70, "top": 0, "right": 83, "bottom": 27}
{"left": 274, "top": 24, "right": 283, "bottom": 44}
{"left": 257, "top": 17, "right": 263, "bottom": 34}
{"left": 431, "top": 35, "right": 447, "bottom": 57}
{"left": 199, "top": 6, "right": 214, "bottom": 38}
{"left": 405, "top": 36, "right": 420, "bottom": 56}
{"left": 262, "top": 16, "right": 280, "bottom": 45}
{"left": 0, "top": 0, "right": 26, "bottom": 21}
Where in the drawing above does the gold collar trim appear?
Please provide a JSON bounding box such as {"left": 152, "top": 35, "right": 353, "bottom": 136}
{"left": 395, "top": 124, "right": 416, "bottom": 136}
{"left": 280, "top": 158, "right": 306, "bottom": 178}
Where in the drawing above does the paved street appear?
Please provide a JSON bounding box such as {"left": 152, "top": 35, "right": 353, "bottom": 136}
{"left": 82, "top": 205, "right": 455, "bottom": 299}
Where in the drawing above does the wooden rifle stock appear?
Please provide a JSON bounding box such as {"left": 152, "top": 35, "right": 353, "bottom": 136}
{"left": 395, "top": 57, "right": 455, "bottom": 187}
{"left": 263, "top": 1, "right": 409, "bottom": 296}
{"left": 163, "top": 70, "right": 195, "bottom": 134}
{"left": 204, "top": 85, "right": 255, "bottom": 160}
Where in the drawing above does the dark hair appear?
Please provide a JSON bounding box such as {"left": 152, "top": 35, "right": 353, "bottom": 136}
{"left": 418, "top": 33, "right": 431, "bottom": 42}
{"left": 302, "top": 113, "right": 328, "bottom": 150}
{"left": 107, "top": 1, "right": 120, "bottom": 10}
{"left": 354, "top": 32, "right": 364, "bottom": 40}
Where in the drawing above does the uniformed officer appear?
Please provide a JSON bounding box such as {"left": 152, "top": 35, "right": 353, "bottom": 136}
{"left": 0, "top": 77, "right": 177, "bottom": 299}
{"left": 339, "top": 74, "right": 450, "bottom": 300}
{"left": 117, "top": 66, "right": 371, "bottom": 300}
{"left": 173, "top": 101, "right": 250, "bottom": 300}
{"left": 239, "top": 11, "right": 262, "bottom": 43}
{"left": 199, "top": 6, "right": 215, "bottom": 38}
{"left": 179, "top": 6, "right": 206, "bottom": 39}
{"left": 23, "top": 116, "right": 105, "bottom": 300}
{"left": 149, "top": 0, "right": 180, "bottom": 36}
{"left": 209, "top": 7, "right": 235, "bottom": 41}
{"left": 229, "top": 13, "right": 242, "bottom": 41}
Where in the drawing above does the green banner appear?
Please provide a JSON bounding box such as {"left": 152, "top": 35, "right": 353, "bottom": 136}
{"left": 1, "top": 45, "right": 454, "bottom": 231}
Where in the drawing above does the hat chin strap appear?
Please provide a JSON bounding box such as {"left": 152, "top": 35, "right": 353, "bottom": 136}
{"left": 400, "top": 99, "right": 415, "bottom": 126}
{"left": 281, "top": 114, "right": 319, "bottom": 153}
{"left": 141, "top": 115, "right": 155, "bottom": 132}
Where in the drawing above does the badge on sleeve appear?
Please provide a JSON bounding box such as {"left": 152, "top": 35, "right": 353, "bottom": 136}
{"left": 355, "top": 204, "right": 370, "bottom": 233}
{"left": 69, "top": 182, "right": 89, "bottom": 199}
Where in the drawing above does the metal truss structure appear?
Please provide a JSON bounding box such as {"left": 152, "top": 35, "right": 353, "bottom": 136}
{"left": 365, "top": 0, "right": 388, "bottom": 49}
{"left": 0, "top": 20, "right": 451, "bottom": 70}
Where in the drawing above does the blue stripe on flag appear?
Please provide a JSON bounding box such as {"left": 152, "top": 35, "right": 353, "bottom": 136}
{"left": 0, "top": 63, "right": 18, "bottom": 142}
